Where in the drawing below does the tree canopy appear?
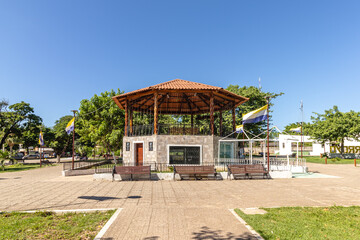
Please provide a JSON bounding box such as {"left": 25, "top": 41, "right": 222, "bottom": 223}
{"left": 0, "top": 101, "right": 42, "bottom": 150}
{"left": 78, "top": 89, "right": 125, "bottom": 156}
{"left": 225, "top": 85, "right": 283, "bottom": 136}
{"left": 50, "top": 115, "right": 73, "bottom": 162}
{"left": 310, "top": 106, "right": 360, "bottom": 153}
{"left": 283, "top": 122, "right": 312, "bottom": 136}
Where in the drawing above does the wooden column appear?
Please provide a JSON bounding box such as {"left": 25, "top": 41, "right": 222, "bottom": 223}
{"left": 129, "top": 106, "right": 133, "bottom": 135}
{"left": 191, "top": 113, "right": 194, "bottom": 135}
{"left": 154, "top": 92, "right": 158, "bottom": 135}
{"left": 219, "top": 110, "right": 223, "bottom": 136}
{"left": 124, "top": 99, "right": 128, "bottom": 136}
{"left": 210, "top": 93, "right": 215, "bottom": 135}
{"left": 232, "top": 105, "right": 236, "bottom": 133}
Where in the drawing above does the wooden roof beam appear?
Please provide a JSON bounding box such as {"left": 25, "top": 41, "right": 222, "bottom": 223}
{"left": 197, "top": 93, "right": 210, "bottom": 108}
{"left": 199, "top": 93, "right": 227, "bottom": 109}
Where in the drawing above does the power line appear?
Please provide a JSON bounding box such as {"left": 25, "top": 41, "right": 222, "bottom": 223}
{"left": 75, "top": 99, "right": 113, "bottom": 117}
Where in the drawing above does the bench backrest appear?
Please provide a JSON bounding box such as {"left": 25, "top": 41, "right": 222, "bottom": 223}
{"left": 174, "top": 165, "right": 215, "bottom": 174}
{"left": 228, "top": 164, "right": 246, "bottom": 173}
{"left": 245, "top": 164, "right": 266, "bottom": 172}
{"left": 114, "top": 165, "right": 151, "bottom": 174}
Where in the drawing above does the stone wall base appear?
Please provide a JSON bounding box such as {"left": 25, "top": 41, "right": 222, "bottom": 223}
{"left": 62, "top": 169, "right": 95, "bottom": 177}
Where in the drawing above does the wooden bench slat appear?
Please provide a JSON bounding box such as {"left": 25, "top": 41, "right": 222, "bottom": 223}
{"left": 174, "top": 165, "right": 217, "bottom": 180}
{"left": 113, "top": 166, "right": 151, "bottom": 181}
{"left": 227, "top": 164, "right": 269, "bottom": 180}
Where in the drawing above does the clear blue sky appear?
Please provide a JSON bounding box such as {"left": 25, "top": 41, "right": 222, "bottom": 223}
{"left": 1, "top": 0, "right": 359, "bottom": 129}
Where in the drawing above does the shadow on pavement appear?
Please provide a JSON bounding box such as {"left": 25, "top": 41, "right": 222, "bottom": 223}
{"left": 78, "top": 196, "right": 120, "bottom": 201}
{"left": 78, "top": 195, "right": 142, "bottom": 201}
{"left": 192, "top": 226, "right": 257, "bottom": 240}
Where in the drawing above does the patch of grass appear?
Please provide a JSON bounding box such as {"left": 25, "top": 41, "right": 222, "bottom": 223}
{"left": 304, "top": 156, "right": 356, "bottom": 164}
{"left": 0, "top": 163, "right": 55, "bottom": 173}
{"left": 0, "top": 210, "right": 115, "bottom": 239}
{"left": 235, "top": 206, "right": 360, "bottom": 240}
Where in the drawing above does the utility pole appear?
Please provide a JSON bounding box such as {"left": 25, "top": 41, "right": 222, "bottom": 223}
{"left": 71, "top": 110, "right": 78, "bottom": 170}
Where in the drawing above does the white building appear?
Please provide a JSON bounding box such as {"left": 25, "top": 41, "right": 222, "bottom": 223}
{"left": 279, "top": 134, "right": 360, "bottom": 156}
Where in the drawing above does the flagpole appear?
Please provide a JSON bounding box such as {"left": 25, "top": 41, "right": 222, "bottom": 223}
{"left": 266, "top": 97, "right": 270, "bottom": 173}
{"left": 71, "top": 110, "right": 77, "bottom": 170}
{"left": 300, "top": 100, "right": 303, "bottom": 160}
{"left": 39, "top": 127, "right": 42, "bottom": 168}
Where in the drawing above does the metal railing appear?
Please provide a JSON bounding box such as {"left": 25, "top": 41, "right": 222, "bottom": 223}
{"left": 93, "top": 157, "right": 306, "bottom": 174}
{"left": 126, "top": 124, "right": 235, "bottom": 137}
{"left": 127, "top": 125, "right": 154, "bottom": 137}
{"left": 63, "top": 159, "right": 111, "bottom": 171}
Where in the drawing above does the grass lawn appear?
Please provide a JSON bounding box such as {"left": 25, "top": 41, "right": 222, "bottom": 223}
{"left": 0, "top": 210, "right": 115, "bottom": 239}
{"left": 0, "top": 163, "right": 56, "bottom": 173}
{"left": 304, "top": 156, "right": 357, "bottom": 164}
{"left": 235, "top": 206, "right": 360, "bottom": 240}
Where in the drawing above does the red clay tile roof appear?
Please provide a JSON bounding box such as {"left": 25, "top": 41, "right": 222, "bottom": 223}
{"left": 119, "top": 79, "right": 221, "bottom": 97}
{"left": 112, "top": 79, "right": 249, "bottom": 113}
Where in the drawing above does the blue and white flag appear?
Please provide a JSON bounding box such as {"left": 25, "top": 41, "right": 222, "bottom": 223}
{"left": 39, "top": 130, "right": 44, "bottom": 146}
{"left": 242, "top": 105, "right": 268, "bottom": 124}
{"left": 65, "top": 117, "right": 75, "bottom": 135}
{"left": 290, "top": 126, "right": 301, "bottom": 133}
{"left": 236, "top": 125, "right": 244, "bottom": 133}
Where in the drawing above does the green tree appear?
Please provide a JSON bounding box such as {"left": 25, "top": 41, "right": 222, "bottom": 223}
{"left": 5, "top": 134, "right": 22, "bottom": 153}
{"left": 311, "top": 106, "right": 360, "bottom": 154}
{"left": 283, "top": 122, "right": 313, "bottom": 136}
{"left": 0, "top": 101, "right": 42, "bottom": 148}
{"left": 78, "top": 89, "right": 125, "bottom": 161}
{"left": 19, "top": 115, "right": 43, "bottom": 153}
{"left": 50, "top": 116, "right": 73, "bottom": 163}
{"left": 0, "top": 150, "right": 10, "bottom": 171}
{"left": 225, "top": 85, "right": 283, "bottom": 136}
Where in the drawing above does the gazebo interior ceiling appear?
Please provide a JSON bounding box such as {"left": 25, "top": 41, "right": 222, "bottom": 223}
{"left": 113, "top": 79, "right": 249, "bottom": 115}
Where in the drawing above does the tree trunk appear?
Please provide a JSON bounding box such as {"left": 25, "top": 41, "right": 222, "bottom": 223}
{"left": 57, "top": 155, "right": 61, "bottom": 163}
{"left": 0, "top": 121, "right": 20, "bottom": 147}
{"left": 340, "top": 139, "right": 345, "bottom": 155}
{"left": 112, "top": 151, "right": 117, "bottom": 164}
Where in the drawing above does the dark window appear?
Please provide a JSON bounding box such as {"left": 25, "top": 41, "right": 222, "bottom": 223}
{"left": 169, "top": 146, "right": 200, "bottom": 164}
{"left": 149, "top": 142, "right": 153, "bottom": 151}
{"left": 126, "top": 142, "right": 130, "bottom": 151}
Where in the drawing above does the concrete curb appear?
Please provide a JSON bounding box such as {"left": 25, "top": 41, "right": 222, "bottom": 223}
{"left": 229, "top": 209, "right": 264, "bottom": 240}
{"left": 13, "top": 208, "right": 117, "bottom": 214}
{"left": 94, "top": 208, "right": 122, "bottom": 240}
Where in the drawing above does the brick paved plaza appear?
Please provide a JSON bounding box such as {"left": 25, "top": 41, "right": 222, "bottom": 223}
{"left": 0, "top": 163, "right": 359, "bottom": 239}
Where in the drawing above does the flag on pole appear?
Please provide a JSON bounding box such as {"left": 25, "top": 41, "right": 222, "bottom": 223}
{"left": 289, "top": 126, "right": 301, "bottom": 133}
{"left": 242, "top": 105, "right": 268, "bottom": 124}
{"left": 65, "top": 117, "right": 75, "bottom": 135}
{"left": 39, "top": 130, "right": 44, "bottom": 146}
{"left": 236, "top": 125, "right": 244, "bottom": 133}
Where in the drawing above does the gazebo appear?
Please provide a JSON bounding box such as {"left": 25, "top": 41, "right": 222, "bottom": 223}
{"left": 112, "top": 79, "right": 248, "bottom": 166}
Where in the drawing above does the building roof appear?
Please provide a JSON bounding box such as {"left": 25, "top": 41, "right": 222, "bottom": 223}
{"left": 112, "top": 79, "right": 249, "bottom": 114}
{"left": 119, "top": 79, "right": 222, "bottom": 97}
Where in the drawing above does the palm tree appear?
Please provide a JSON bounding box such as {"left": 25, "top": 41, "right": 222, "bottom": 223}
{"left": 5, "top": 134, "right": 22, "bottom": 154}
{"left": 5, "top": 134, "right": 22, "bottom": 164}
{"left": 0, "top": 150, "right": 10, "bottom": 171}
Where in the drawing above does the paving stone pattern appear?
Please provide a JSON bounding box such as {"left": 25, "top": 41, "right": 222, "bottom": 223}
{"left": 0, "top": 163, "right": 359, "bottom": 239}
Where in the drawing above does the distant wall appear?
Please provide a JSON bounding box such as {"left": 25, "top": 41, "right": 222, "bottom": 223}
{"left": 123, "top": 135, "right": 220, "bottom": 164}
